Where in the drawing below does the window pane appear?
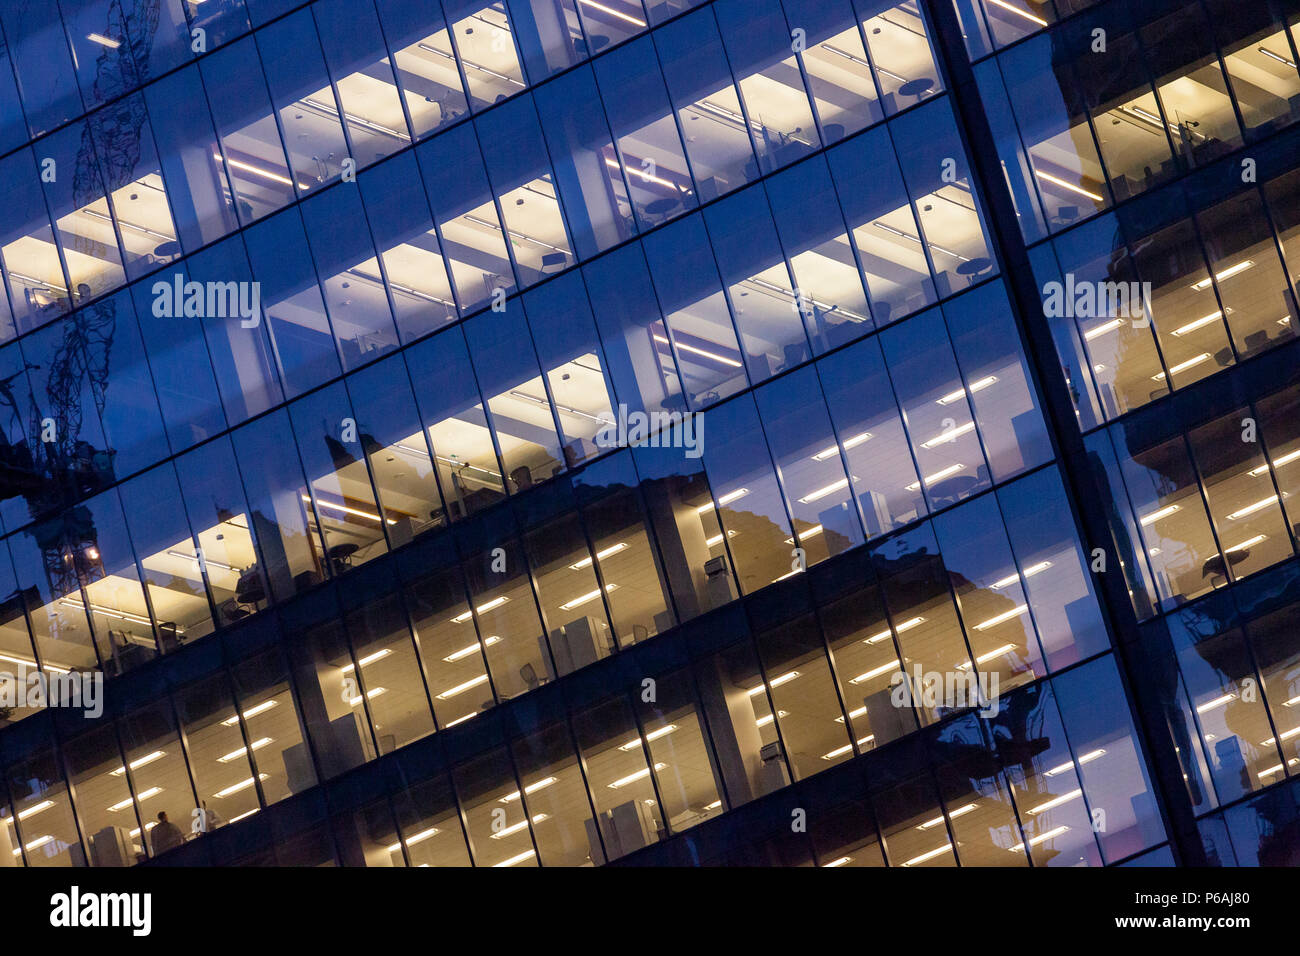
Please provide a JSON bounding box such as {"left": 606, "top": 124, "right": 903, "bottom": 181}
{"left": 342, "top": 593, "right": 434, "bottom": 753}
{"left": 404, "top": 328, "right": 507, "bottom": 517}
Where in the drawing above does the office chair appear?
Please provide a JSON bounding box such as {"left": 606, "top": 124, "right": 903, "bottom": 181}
{"left": 520, "top": 662, "right": 540, "bottom": 691}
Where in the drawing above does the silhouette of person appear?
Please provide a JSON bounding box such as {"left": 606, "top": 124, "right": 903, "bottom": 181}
{"left": 150, "top": 811, "right": 184, "bottom": 855}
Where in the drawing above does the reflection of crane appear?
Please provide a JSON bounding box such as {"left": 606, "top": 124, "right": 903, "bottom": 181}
{"left": 19, "top": 0, "right": 175, "bottom": 597}
{"left": 0, "top": 0, "right": 173, "bottom": 599}
{"left": 0, "top": 366, "right": 40, "bottom": 499}
{"left": 25, "top": 297, "right": 117, "bottom": 598}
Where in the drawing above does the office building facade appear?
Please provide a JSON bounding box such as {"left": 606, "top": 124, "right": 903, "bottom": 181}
{"left": 0, "top": 0, "right": 1297, "bottom": 868}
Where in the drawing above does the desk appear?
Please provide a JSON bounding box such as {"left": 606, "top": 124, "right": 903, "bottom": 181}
{"left": 327, "top": 542, "right": 359, "bottom": 575}
{"left": 899, "top": 78, "right": 935, "bottom": 101}
{"left": 928, "top": 474, "right": 979, "bottom": 505}
{"left": 235, "top": 570, "right": 265, "bottom": 607}
{"left": 644, "top": 197, "right": 680, "bottom": 222}
{"left": 1202, "top": 549, "right": 1248, "bottom": 580}
{"left": 956, "top": 257, "right": 993, "bottom": 278}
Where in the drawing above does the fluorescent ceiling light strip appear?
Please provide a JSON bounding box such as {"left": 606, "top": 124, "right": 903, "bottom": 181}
{"left": 109, "top": 751, "right": 166, "bottom": 777}
{"left": 973, "top": 604, "right": 1027, "bottom": 631}
{"left": 82, "top": 207, "right": 173, "bottom": 242}
{"left": 902, "top": 843, "right": 952, "bottom": 867}
{"left": 1192, "top": 260, "right": 1254, "bottom": 291}
{"left": 1261, "top": 726, "right": 1300, "bottom": 746}
{"left": 784, "top": 525, "right": 823, "bottom": 544}
{"left": 906, "top": 463, "right": 964, "bottom": 491}
{"left": 301, "top": 493, "right": 395, "bottom": 525}
{"left": 1027, "top": 788, "right": 1082, "bottom": 814}
{"left": 819, "top": 43, "right": 871, "bottom": 68}
{"left": 298, "top": 97, "right": 409, "bottom": 142}
{"left": 214, "top": 774, "right": 269, "bottom": 799}
{"left": 559, "top": 584, "right": 617, "bottom": 611}
{"left": 0, "top": 653, "right": 69, "bottom": 675}
{"left": 221, "top": 699, "right": 277, "bottom": 726}
{"left": 607, "top": 763, "right": 667, "bottom": 789}
{"left": 747, "top": 277, "right": 869, "bottom": 323}
{"left": 1035, "top": 169, "right": 1102, "bottom": 203}
{"left": 109, "top": 787, "right": 161, "bottom": 811}
{"left": 798, "top": 476, "right": 853, "bottom": 504}
{"left": 18, "top": 835, "right": 54, "bottom": 854}
{"left": 1249, "top": 449, "right": 1300, "bottom": 476}
{"left": 811, "top": 431, "right": 872, "bottom": 461}
{"left": 921, "top": 421, "right": 975, "bottom": 448}
{"left": 849, "top": 660, "right": 902, "bottom": 684}
{"left": 341, "top": 648, "right": 393, "bottom": 673}
{"left": 443, "top": 635, "right": 501, "bottom": 662}
{"left": 387, "top": 826, "right": 441, "bottom": 853}
{"left": 493, "top": 849, "right": 536, "bottom": 867}
{"left": 1010, "top": 824, "right": 1070, "bottom": 852}
{"left": 212, "top": 153, "right": 299, "bottom": 189}
{"left": 747, "top": 671, "right": 800, "bottom": 696}
{"left": 348, "top": 687, "right": 387, "bottom": 706}
{"left": 1044, "top": 748, "right": 1106, "bottom": 777}
{"left": 217, "top": 738, "right": 273, "bottom": 764}
{"left": 467, "top": 210, "right": 569, "bottom": 252}
{"left": 822, "top": 42, "right": 908, "bottom": 83}
{"left": 431, "top": 452, "right": 501, "bottom": 479}
{"left": 1258, "top": 762, "right": 1286, "bottom": 779}
{"left": 917, "top": 803, "right": 976, "bottom": 830}
{"left": 618, "top": 724, "right": 679, "bottom": 751}
{"left": 698, "top": 488, "right": 749, "bottom": 514}
{"left": 165, "top": 549, "right": 235, "bottom": 572}
{"left": 1082, "top": 318, "right": 1123, "bottom": 341}
{"left": 864, "top": 616, "right": 926, "bottom": 645}
{"left": 87, "top": 33, "right": 122, "bottom": 48}
{"left": 604, "top": 157, "right": 678, "bottom": 190}
{"left": 957, "top": 643, "right": 1017, "bottom": 670}
{"left": 1171, "top": 311, "right": 1226, "bottom": 337}
{"left": 990, "top": 561, "right": 1052, "bottom": 590}
{"left": 436, "top": 673, "right": 489, "bottom": 699}
{"left": 578, "top": 0, "right": 646, "bottom": 26}
{"left": 451, "top": 595, "right": 509, "bottom": 624}
{"left": 569, "top": 542, "right": 628, "bottom": 570}
{"left": 872, "top": 221, "right": 970, "bottom": 262}
{"left": 821, "top": 735, "right": 875, "bottom": 761}
{"left": 823, "top": 856, "right": 851, "bottom": 867}
{"left": 499, "top": 777, "right": 558, "bottom": 804}
{"left": 986, "top": 0, "right": 1047, "bottom": 27}
{"left": 509, "top": 390, "right": 610, "bottom": 426}
{"left": 1125, "top": 105, "right": 1171, "bottom": 129}
{"left": 490, "top": 814, "right": 549, "bottom": 839}
{"left": 652, "top": 333, "right": 743, "bottom": 368}
{"left": 936, "top": 376, "right": 997, "bottom": 406}
{"left": 1225, "top": 535, "right": 1267, "bottom": 553}
{"left": 60, "top": 599, "right": 156, "bottom": 628}
{"left": 1227, "top": 496, "right": 1279, "bottom": 520}
{"left": 8, "top": 800, "right": 55, "bottom": 822}
{"left": 1139, "top": 504, "right": 1179, "bottom": 526}
{"left": 1196, "top": 692, "right": 1237, "bottom": 714}
{"left": 1259, "top": 47, "right": 1297, "bottom": 68}
{"left": 415, "top": 43, "right": 525, "bottom": 87}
